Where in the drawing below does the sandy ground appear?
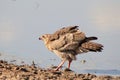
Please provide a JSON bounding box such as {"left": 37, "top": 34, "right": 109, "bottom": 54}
{"left": 0, "top": 60, "right": 120, "bottom": 80}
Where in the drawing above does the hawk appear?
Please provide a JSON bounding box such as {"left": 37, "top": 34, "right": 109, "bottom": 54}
{"left": 39, "top": 26, "right": 103, "bottom": 71}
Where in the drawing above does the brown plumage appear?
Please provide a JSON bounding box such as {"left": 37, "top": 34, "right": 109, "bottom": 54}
{"left": 39, "top": 26, "right": 103, "bottom": 71}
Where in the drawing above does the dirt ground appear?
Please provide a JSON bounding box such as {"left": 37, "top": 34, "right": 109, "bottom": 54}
{"left": 0, "top": 60, "right": 119, "bottom": 80}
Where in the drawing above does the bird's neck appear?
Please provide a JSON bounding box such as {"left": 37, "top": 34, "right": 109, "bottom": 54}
{"left": 45, "top": 41, "right": 54, "bottom": 51}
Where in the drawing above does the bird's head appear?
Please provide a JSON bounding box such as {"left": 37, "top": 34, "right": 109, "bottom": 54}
{"left": 39, "top": 34, "right": 51, "bottom": 43}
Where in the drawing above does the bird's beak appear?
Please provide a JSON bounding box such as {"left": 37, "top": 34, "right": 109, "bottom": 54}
{"left": 39, "top": 37, "right": 42, "bottom": 40}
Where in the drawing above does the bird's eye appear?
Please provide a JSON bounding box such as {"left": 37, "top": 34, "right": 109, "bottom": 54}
{"left": 42, "top": 35, "right": 45, "bottom": 38}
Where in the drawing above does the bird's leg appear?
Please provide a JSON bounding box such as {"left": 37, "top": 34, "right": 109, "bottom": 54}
{"left": 68, "top": 60, "right": 72, "bottom": 69}
{"left": 54, "top": 60, "right": 66, "bottom": 71}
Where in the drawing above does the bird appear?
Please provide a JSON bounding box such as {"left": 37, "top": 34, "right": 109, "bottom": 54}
{"left": 39, "top": 26, "right": 103, "bottom": 71}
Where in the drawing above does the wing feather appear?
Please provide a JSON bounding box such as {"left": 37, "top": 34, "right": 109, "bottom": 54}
{"left": 58, "top": 42, "right": 79, "bottom": 51}
{"left": 49, "top": 26, "right": 79, "bottom": 41}
{"left": 47, "top": 29, "right": 86, "bottom": 52}
{"left": 47, "top": 36, "right": 66, "bottom": 51}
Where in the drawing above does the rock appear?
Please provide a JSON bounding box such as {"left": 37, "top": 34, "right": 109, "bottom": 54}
{"left": 0, "top": 60, "right": 119, "bottom": 80}
{"left": 64, "top": 68, "right": 73, "bottom": 72}
{"left": 92, "top": 75, "right": 120, "bottom": 80}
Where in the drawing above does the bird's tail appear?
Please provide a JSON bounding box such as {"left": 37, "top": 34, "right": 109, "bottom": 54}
{"left": 76, "top": 37, "right": 103, "bottom": 53}
{"left": 81, "top": 42, "right": 103, "bottom": 52}
{"left": 85, "top": 36, "right": 98, "bottom": 42}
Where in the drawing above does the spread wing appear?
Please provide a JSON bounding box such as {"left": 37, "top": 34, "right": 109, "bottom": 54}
{"left": 47, "top": 27, "right": 86, "bottom": 51}
{"left": 47, "top": 35, "right": 67, "bottom": 51}
{"left": 49, "top": 26, "right": 79, "bottom": 41}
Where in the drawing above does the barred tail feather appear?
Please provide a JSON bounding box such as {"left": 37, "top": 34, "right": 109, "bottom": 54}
{"left": 85, "top": 36, "right": 98, "bottom": 42}
{"left": 81, "top": 42, "right": 103, "bottom": 52}
{"left": 76, "top": 42, "right": 103, "bottom": 53}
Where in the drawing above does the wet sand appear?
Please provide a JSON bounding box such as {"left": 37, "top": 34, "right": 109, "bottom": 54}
{"left": 0, "top": 60, "right": 120, "bottom": 80}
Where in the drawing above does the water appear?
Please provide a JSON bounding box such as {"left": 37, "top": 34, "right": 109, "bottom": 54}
{"left": 78, "top": 70, "right": 120, "bottom": 76}
{"left": 0, "top": 0, "right": 120, "bottom": 76}
{"left": 0, "top": 52, "right": 120, "bottom": 76}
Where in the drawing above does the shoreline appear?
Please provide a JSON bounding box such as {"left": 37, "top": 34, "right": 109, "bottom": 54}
{"left": 0, "top": 60, "right": 120, "bottom": 80}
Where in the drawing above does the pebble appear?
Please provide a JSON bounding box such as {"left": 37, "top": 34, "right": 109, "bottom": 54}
{"left": 0, "top": 60, "right": 119, "bottom": 80}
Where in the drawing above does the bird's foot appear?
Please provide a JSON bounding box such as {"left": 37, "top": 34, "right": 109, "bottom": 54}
{"left": 47, "top": 68, "right": 62, "bottom": 75}
{"left": 47, "top": 68, "right": 59, "bottom": 72}
{"left": 53, "top": 68, "right": 60, "bottom": 71}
